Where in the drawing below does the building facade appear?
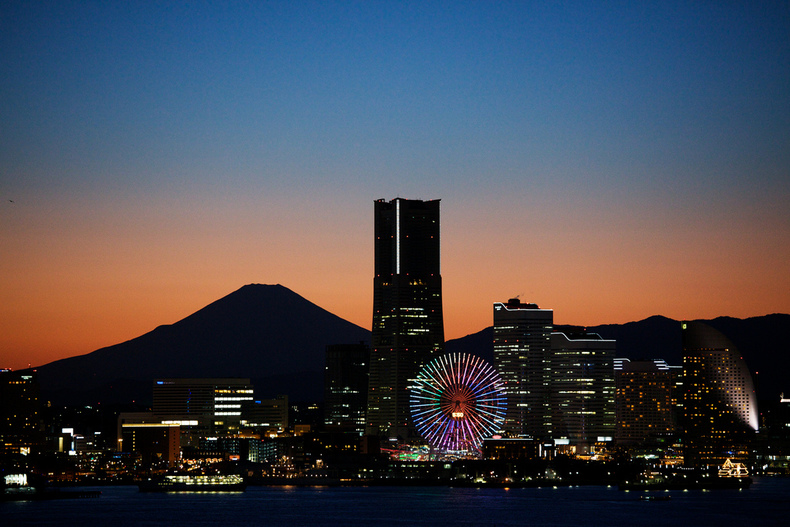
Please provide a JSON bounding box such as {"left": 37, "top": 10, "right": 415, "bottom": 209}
{"left": 243, "top": 395, "right": 289, "bottom": 432}
{"left": 493, "top": 299, "right": 553, "bottom": 438}
{"left": 366, "top": 198, "right": 445, "bottom": 439}
{"left": 152, "top": 378, "right": 254, "bottom": 446}
{"left": 614, "top": 358, "right": 677, "bottom": 445}
{"left": 681, "top": 321, "right": 758, "bottom": 468}
{"left": 325, "top": 343, "right": 370, "bottom": 433}
{"left": 550, "top": 331, "right": 616, "bottom": 452}
{"left": 120, "top": 423, "right": 180, "bottom": 466}
{"left": 0, "top": 368, "right": 41, "bottom": 456}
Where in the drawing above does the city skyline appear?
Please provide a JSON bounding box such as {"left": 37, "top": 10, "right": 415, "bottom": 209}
{"left": 2, "top": 2, "right": 789, "bottom": 370}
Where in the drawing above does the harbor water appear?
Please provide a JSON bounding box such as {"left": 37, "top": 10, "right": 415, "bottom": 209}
{"left": 3, "top": 477, "right": 789, "bottom": 526}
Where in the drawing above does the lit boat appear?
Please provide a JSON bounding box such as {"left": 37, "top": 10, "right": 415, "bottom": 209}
{"left": 138, "top": 474, "right": 246, "bottom": 492}
{"left": 2, "top": 474, "right": 101, "bottom": 501}
{"left": 718, "top": 459, "right": 749, "bottom": 478}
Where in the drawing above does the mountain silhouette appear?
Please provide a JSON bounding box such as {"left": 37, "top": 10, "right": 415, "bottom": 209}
{"left": 37, "top": 284, "right": 788, "bottom": 406}
{"left": 37, "top": 284, "right": 370, "bottom": 405}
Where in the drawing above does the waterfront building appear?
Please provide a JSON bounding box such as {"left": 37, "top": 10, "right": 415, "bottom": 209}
{"left": 153, "top": 378, "right": 254, "bottom": 428}
{"left": 243, "top": 395, "right": 289, "bottom": 432}
{"left": 482, "top": 437, "right": 541, "bottom": 460}
{"left": 324, "top": 342, "right": 370, "bottom": 433}
{"left": 550, "top": 331, "right": 616, "bottom": 453}
{"left": 681, "top": 321, "right": 758, "bottom": 468}
{"left": 493, "top": 299, "right": 553, "bottom": 438}
{"left": 120, "top": 379, "right": 275, "bottom": 456}
{"left": 614, "top": 358, "right": 676, "bottom": 445}
{"left": 152, "top": 378, "right": 254, "bottom": 447}
{"left": 120, "top": 422, "right": 180, "bottom": 466}
{"left": 755, "top": 394, "right": 790, "bottom": 473}
{"left": 0, "top": 368, "right": 41, "bottom": 455}
{"left": 366, "top": 198, "right": 445, "bottom": 440}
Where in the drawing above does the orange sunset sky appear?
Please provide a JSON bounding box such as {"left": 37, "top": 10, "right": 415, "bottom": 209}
{"left": 2, "top": 184, "right": 788, "bottom": 370}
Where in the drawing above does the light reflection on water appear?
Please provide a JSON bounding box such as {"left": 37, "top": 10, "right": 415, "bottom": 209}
{"left": 3, "top": 478, "right": 789, "bottom": 526}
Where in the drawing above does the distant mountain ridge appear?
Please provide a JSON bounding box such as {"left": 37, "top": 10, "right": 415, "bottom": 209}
{"left": 37, "top": 284, "right": 370, "bottom": 404}
{"left": 37, "top": 284, "right": 788, "bottom": 405}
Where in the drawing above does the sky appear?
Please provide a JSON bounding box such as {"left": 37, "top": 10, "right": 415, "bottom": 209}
{"left": 2, "top": 1, "right": 789, "bottom": 370}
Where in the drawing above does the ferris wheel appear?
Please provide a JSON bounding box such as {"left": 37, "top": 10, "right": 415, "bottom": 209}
{"left": 410, "top": 352, "right": 506, "bottom": 453}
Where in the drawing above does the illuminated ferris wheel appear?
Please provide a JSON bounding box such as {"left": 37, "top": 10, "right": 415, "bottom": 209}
{"left": 410, "top": 352, "right": 506, "bottom": 453}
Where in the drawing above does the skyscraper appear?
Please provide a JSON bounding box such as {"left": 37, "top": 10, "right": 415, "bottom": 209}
{"left": 681, "top": 321, "right": 758, "bottom": 468}
{"left": 366, "top": 198, "right": 444, "bottom": 439}
{"left": 493, "top": 299, "right": 553, "bottom": 438}
{"left": 550, "top": 331, "right": 616, "bottom": 452}
{"left": 0, "top": 368, "right": 41, "bottom": 455}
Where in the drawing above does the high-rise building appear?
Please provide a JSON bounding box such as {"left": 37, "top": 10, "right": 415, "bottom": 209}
{"left": 681, "top": 321, "right": 758, "bottom": 468}
{"left": 493, "top": 299, "right": 553, "bottom": 438}
{"left": 550, "top": 331, "right": 616, "bottom": 452}
{"left": 0, "top": 368, "right": 41, "bottom": 455}
{"left": 325, "top": 343, "right": 370, "bottom": 433}
{"left": 614, "top": 358, "right": 677, "bottom": 445}
{"left": 366, "top": 198, "right": 444, "bottom": 439}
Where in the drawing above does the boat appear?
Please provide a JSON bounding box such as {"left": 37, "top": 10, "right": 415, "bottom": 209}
{"left": 2, "top": 474, "right": 101, "bottom": 501}
{"left": 718, "top": 459, "right": 749, "bottom": 478}
{"left": 137, "top": 474, "right": 246, "bottom": 492}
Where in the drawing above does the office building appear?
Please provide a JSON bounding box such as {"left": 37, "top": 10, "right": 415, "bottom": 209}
{"left": 325, "top": 343, "right": 370, "bottom": 433}
{"left": 153, "top": 378, "right": 254, "bottom": 446}
{"left": 550, "top": 331, "right": 616, "bottom": 453}
{"left": 682, "top": 321, "right": 758, "bottom": 468}
{"left": 614, "top": 358, "right": 676, "bottom": 445}
{"left": 493, "top": 299, "right": 553, "bottom": 438}
{"left": 243, "top": 395, "right": 289, "bottom": 432}
{"left": 755, "top": 394, "right": 790, "bottom": 473}
{"left": 0, "top": 368, "right": 41, "bottom": 455}
{"left": 120, "top": 423, "right": 180, "bottom": 466}
{"left": 366, "top": 198, "right": 445, "bottom": 440}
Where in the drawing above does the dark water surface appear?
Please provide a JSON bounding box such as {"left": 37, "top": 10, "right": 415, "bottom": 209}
{"left": 4, "top": 477, "right": 789, "bottom": 526}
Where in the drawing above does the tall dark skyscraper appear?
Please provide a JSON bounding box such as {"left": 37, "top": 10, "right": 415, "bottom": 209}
{"left": 366, "top": 198, "right": 444, "bottom": 440}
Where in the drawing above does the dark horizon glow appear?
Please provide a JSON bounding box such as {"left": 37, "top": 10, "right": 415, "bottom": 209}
{"left": 1, "top": 2, "right": 789, "bottom": 369}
